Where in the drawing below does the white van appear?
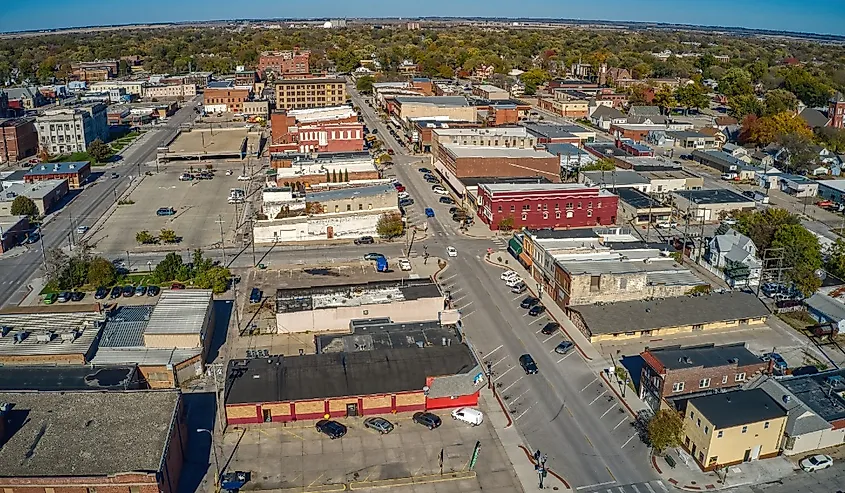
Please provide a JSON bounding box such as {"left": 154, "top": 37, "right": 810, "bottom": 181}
{"left": 451, "top": 407, "right": 484, "bottom": 426}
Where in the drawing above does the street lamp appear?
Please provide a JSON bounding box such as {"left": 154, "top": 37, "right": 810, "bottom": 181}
{"left": 197, "top": 428, "right": 220, "bottom": 486}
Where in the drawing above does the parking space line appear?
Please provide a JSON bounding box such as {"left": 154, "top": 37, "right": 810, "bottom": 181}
{"left": 599, "top": 405, "right": 616, "bottom": 418}
{"left": 500, "top": 376, "right": 523, "bottom": 394}
{"left": 631, "top": 484, "right": 641, "bottom": 493}
{"left": 621, "top": 434, "right": 638, "bottom": 448}
{"left": 514, "top": 403, "right": 535, "bottom": 421}
{"left": 656, "top": 481, "right": 668, "bottom": 492}
{"left": 644, "top": 483, "right": 656, "bottom": 493}
{"left": 580, "top": 378, "right": 597, "bottom": 392}
{"left": 494, "top": 366, "right": 516, "bottom": 382}
{"left": 459, "top": 300, "right": 474, "bottom": 309}
{"left": 491, "top": 356, "right": 508, "bottom": 368}
{"left": 613, "top": 417, "right": 628, "bottom": 430}
{"left": 307, "top": 473, "right": 324, "bottom": 488}
{"left": 529, "top": 317, "right": 544, "bottom": 325}
{"left": 510, "top": 389, "right": 530, "bottom": 404}
{"left": 556, "top": 352, "right": 575, "bottom": 363}
{"left": 460, "top": 310, "right": 476, "bottom": 318}
{"left": 512, "top": 295, "right": 524, "bottom": 301}
{"left": 542, "top": 334, "right": 558, "bottom": 343}
{"left": 589, "top": 390, "right": 608, "bottom": 405}
{"left": 486, "top": 344, "right": 503, "bottom": 358}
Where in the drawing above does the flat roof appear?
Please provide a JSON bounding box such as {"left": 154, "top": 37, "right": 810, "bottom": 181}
{"left": 817, "top": 179, "right": 845, "bottom": 194}
{"left": 316, "top": 319, "right": 458, "bottom": 353}
{"left": 666, "top": 130, "right": 712, "bottom": 139}
{"left": 522, "top": 122, "right": 586, "bottom": 139}
{"left": 645, "top": 343, "right": 762, "bottom": 372}
{"left": 144, "top": 290, "right": 212, "bottom": 336}
{"left": 25, "top": 162, "right": 89, "bottom": 176}
{"left": 482, "top": 183, "right": 606, "bottom": 194}
{"left": 308, "top": 183, "right": 395, "bottom": 202}
{"left": 581, "top": 170, "right": 649, "bottom": 186}
{"left": 275, "top": 77, "right": 345, "bottom": 85}
{"left": 395, "top": 96, "right": 469, "bottom": 107}
{"left": 225, "top": 344, "right": 478, "bottom": 405}
{"left": 0, "top": 390, "right": 181, "bottom": 477}
{"left": 443, "top": 144, "right": 554, "bottom": 159}
{"left": 432, "top": 126, "right": 529, "bottom": 137}
{"left": 0, "top": 179, "right": 67, "bottom": 201}
{"left": 0, "top": 365, "right": 138, "bottom": 391}
{"left": 688, "top": 389, "right": 786, "bottom": 429}
{"left": 474, "top": 84, "right": 507, "bottom": 93}
{"left": 558, "top": 257, "right": 689, "bottom": 276}
{"left": 780, "top": 369, "right": 845, "bottom": 424}
{"left": 527, "top": 228, "right": 600, "bottom": 240}
{"left": 99, "top": 305, "right": 154, "bottom": 347}
{"left": 460, "top": 176, "right": 552, "bottom": 188}
{"left": 544, "top": 143, "right": 587, "bottom": 156}
{"left": 276, "top": 279, "right": 441, "bottom": 313}
{"left": 571, "top": 291, "right": 769, "bottom": 335}
{"left": 165, "top": 127, "right": 260, "bottom": 157}
{"left": 0, "top": 215, "right": 27, "bottom": 231}
{"left": 614, "top": 187, "right": 666, "bottom": 209}
{"left": 674, "top": 189, "right": 754, "bottom": 205}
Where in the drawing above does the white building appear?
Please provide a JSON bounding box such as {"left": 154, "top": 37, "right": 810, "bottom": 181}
{"left": 36, "top": 104, "right": 109, "bottom": 155}
{"left": 703, "top": 227, "right": 762, "bottom": 288}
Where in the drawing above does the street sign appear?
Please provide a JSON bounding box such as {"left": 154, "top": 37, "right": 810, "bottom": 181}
{"left": 468, "top": 440, "right": 481, "bottom": 470}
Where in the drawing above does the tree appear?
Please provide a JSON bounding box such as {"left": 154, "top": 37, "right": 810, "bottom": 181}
{"left": 733, "top": 207, "right": 800, "bottom": 253}
{"left": 647, "top": 409, "right": 684, "bottom": 454}
{"left": 44, "top": 247, "right": 69, "bottom": 284}
{"left": 718, "top": 68, "right": 753, "bottom": 98}
{"left": 740, "top": 111, "right": 812, "bottom": 145}
{"left": 781, "top": 67, "right": 832, "bottom": 107}
{"left": 778, "top": 132, "right": 818, "bottom": 173}
{"left": 9, "top": 195, "right": 38, "bottom": 217}
{"left": 355, "top": 75, "right": 374, "bottom": 94}
{"left": 674, "top": 83, "right": 709, "bottom": 115}
{"left": 652, "top": 87, "right": 676, "bottom": 115}
{"left": 159, "top": 228, "right": 178, "bottom": 244}
{"left": 580, "top": 158, "right": 616, "bottom": 171}
{"left": 305, "top": 201, "right": 324, "bottom": 214}
{"left": 763, "top": 89, "right": 799, "bottom": 116}
{"left": 86, "top": 138, "right": 112, "bottom": 163}
{"left": 497, "top": 216, "right": 515, "bottom": 231}
{"left": 192, "top": 248, "right": 214, "bottom": 275}
{"left": 521, "top": 68, "right": 551, "bottom": 95}
{"left": 376, "top": 212, "right": 404, "bottom": 239}
{"left": 87, "top": 257, "right": 116, "bottom": 287}
{"left": 772, "top": 224, "right": 823, "bottom": 295}
{"left": 153, "top": 252, "right": 184, "bottom": 283}
{"left": 628, "top": 85, "right": 653, "bottom": 106}
{"left": 729, "top": 94, "right": 764, "bottom": 119}
{"left": 815, "top": 127, "right": 845, "bottom": 153}
{"left": 825, "top": 239, "right": 845, "bottom": 280}
{"left": 135, "top": 230, "right": 156, "bottom": 244}
{"left": 194, "top": 265, "right": 231, "bottom": 294}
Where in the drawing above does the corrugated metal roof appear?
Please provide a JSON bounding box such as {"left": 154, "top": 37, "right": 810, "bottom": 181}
{"left": 0, "top": 325, "right": 100, "bottom": 357}
{"left": 90, "top": 347, "right": 201, "bottom": 366}
{"left": 100, "top": 306, "right": 154, "bottom": 347}
{"left": 645, "top": 271, "right": 705, "bottom": 286}
{"left": 144, "top": 290, "right": 212, "bottom": 335}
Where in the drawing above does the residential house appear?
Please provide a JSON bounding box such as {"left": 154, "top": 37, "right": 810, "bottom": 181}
{"left": 590, "top": 105, "right": 627, "bottom": 131}
{"left": 799, "top": 108, "right": 830, "bottom": 129}
{"left": 703, "top": 226, "right": 762, "bottom": 288}
{"left": 666, "top": 131, "right": 717, "bottom": 150}
{"left": 721, "top": 143, "right": 751, "bottom": 162}
{"left": 628, "top": 106, "right": 662, "bottom": 119}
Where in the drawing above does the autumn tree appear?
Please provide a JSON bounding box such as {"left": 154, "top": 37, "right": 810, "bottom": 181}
{"left": 376, "top": 212, "right": 404, "bottom": 239}
{"left": 740, "top": 111, "right": 812, "bottom": 145}
{"left": 647, "top": 410, "right": 684, "bottom": 454}
{"left": 159, "top": 229, "right": 178, "bottom": 244}
{"left": 87, "top": 257, "right": 117, "bottom": 287}
{"left": 10, "top": 195, "right": 38, "bottom": 218}
{"left": 135, "top": 230, "right": 156, "bottom": 244}
{"left": 580, "top": 158, "right": 616, "bottom": 172}
{"left": 652, "top": 87, "right": 676, "bottom": 115}
{"left": 763, "top": 89, "right": 799, "bottom": 116}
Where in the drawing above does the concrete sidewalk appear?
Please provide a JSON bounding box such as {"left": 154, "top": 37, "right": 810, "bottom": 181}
{"left": 651, "top": 448, "right": 795, "bottom": 491}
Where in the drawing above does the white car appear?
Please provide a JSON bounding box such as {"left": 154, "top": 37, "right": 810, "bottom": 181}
{"left": 800, "top": 454, "right": 833, "bottom": 472}
{"left": 398, "top": 258, "right": 412, "bottom": 271}
{"left": 446, "top": 246, "right": 458, "bottom": 257}
{"left": 656, "top": 221, "right": 678, "bottom": 229}
{"left": 722, "top": 217, "right": 737, "bottom": 225}
{"left": 501, "top": 270, "right": 519, "bottom": 281}
{"left": 398, "top": 191, "right": 410, "bottom": 199}
{"left": 237, "top": 175, "right": 251, "bottom": 181}
{"left": 505, "top": 276, "right": 523, "bottom": 288}
{"left": 451, "top": 407, "right": 484, "bottom": 426}
{"left": 75, "top": 225, "right": 89, "bottom": 234}
{"left": 433, "top": 187, "right": 448, "bottom": 195}
{"left": 225, "top": 169, "right": 233, "bottom": 176}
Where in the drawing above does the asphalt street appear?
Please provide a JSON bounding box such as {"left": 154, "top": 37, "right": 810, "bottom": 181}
{"left": 350, "top": 83, "right": 658, "bottom": 490}
{"left": 0, "top": 96, "right": 201, "bottom": 307}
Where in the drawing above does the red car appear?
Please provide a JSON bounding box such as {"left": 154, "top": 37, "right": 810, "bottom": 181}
{"left": 170, "top": 282, "right": 186, "bottom": 290}
{"left": 395, "top": 185, "right": 406, "bottom": 192}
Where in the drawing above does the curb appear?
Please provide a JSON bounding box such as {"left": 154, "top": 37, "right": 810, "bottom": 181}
{"left": 490, "top": 387, "right": 513, "bottom": 428}
{"left": 247, "top": 485, "right": 347, "bottom": 493}
{"left": 650, "top": 454, "right": 719, "bottom": 491}
{"left": 516, "top": 445, "right": 571, "bottom": 489}
{"left": 348, "top": 470, "right": 475, "bottom": 490}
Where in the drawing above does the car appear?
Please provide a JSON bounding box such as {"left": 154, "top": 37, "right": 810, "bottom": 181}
{"left": 540, "top": 322, "right": 560, "bottom": 335}
{"left": 449, "top": 207, "right": 461, "bottom": 215}
{"left": 656, "top": 221, "right": 678, "bottom": 229}
{"left": 501, "top": 271, "right": 520, "bottom": 281}
{"left": 722, "top": 217, "right": 737, "bottom": 225}
{"left": 363, "top": 417, "right": 394, "bottom": 434}
{"left": 110, "top": 286, "right": 122, "bottom": 299}
{"left": 315, "top": 419, "right": 347, "bottom": 439}
{"left": 156, "top": 207, "right": 176, "bottom": 216}
{"left": 720, "top": 173, "right": 737, "bottom": 181}
{"left": 249, "top": 287, "right": 262, "bottom": 304}
{"left": 451, "top": 407, "right": 484, "bottom": 426}
{"left": 425, "top": 177, "right": 439, "bottom": 184}
{"left": 520, "top": 296, "right": 539, "bottom": 309}
{"left": 425, "top": 208, "right": 435, "bottom": 218}
{"left": 23, "top": 232, "right": 40, "bottom": 244}
{"left": 528, "top": 304, "right": 546, "bottom": 316}
{"left": 135, "top": 285, "right": 147, "bottom": 296}
{"left": 412, "top": 412, "right": 442, "bottom": 430}
{"left": 439, "top": 196, "right": 455, "bottom": 204}
{"left": 170, "top": 282, "right": 186, "bottom": 290}
{"left": 147, "top": 285, "right": 161, "bottom": 297}
{"left": 800, "top": 454, "right": 833, "bottom": 472}
{"left": 398, "top": 258, "right": 412, "bottom": 271}
{"left": 399, "top": 198, "right": 414, "bottom": 207}
{"left": 418, "top": 167, "right": 431, "bottom": 173}
{"left": 519, "top": 354, "right": 539, "bottom": 374}
{"left": 56, "top": 291, "right": 71, "bottom": 303}
{"left": 452, "top": 214, "right": 470, "bottom": 223}
{"left": 447, "top": 246, "right": 457, "bottom": 257}
{"left": 354, "top": 236, "right": 375, "bottom": 245}
{"left": 94, "top": 287, "right": 108, "bottom": 299}
{"left": 75, "top": 225, "right": 89, "bottom": 234}
{"left": 423, "top": 174, "right": 436, "bottom": 180}
{"left": 364, "top": 252, "right": 385, "bottom": 261}
{"left": 511, "top": 283, "right": 527, "bottom": 294}
{"left": 237, "top": 175, "right": 251, "bottom": 181}
{"left": 395, "top": 185, "right": 407, "bottom": 192}
{"left": 393, "top": 181, "right": 404, "bottom": 189}
{"left": 505, "top": 276, "right": 523, "bottom": 288}
{"left": 122, "top": 285, "right": 134, "bottom": 297}
{"left": 43, "top": 293, "right": 58, "bottom": 304}
{"left": 387, "top": 149, "right": 395, "bottom": 155}
{"left": 110, "top": 172, "right": 119, "bottom": 179}
{"left": 225, "top": 169, "right": 233, "bottom": 176}
{"left": 70, "top": 291, "right": 85, "bottom": 302}
{"left": 554, "top": 341, "right": 574, "bottom": 355}
{"left": 432, "top": 187, "right": 448, "bottom": 195}
{"left": 179, "top": 173, "right": 193, "bottom": 181}
{"left": 761, "top": 352, "right": 788, "bottom": 371}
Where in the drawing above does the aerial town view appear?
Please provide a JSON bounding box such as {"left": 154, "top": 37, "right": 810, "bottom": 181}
{"left": 2, "top": 2, "right": 845, "bottom": 493}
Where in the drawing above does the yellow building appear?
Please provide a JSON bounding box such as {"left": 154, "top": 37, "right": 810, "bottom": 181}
{"left": 683, "top": 389, "right": 787, "bottom": 471}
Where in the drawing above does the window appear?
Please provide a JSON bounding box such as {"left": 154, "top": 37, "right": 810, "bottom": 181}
{"left": 511, "top": 205, "right": 515, "bottom": 212}
{"left": 566, "top": 210, "right": 573, "bottom": 218}
{"left": 722, "top": 375, "right": 728, "bottom": 384}
{"left": 692, "top": 324, "right": 703, "bottom": 330}
{"left": 587, "top": 210, "right": 592, "bottom": 217}
{"left": 739, "top": 318, "right": 749, "bottom": 325}
{"left": 764, "top": 421, "right": 770, "bottom": 429}
{"left": 359, "top": 204, "right": 363, "bottom": 210}
{"left": 704, "top": 426, "right": 709, "bottom": 434}
{"left": 347, "top": 204, "right": 351, "bottom": 211}
{"left": 741, "top": 426, "right": 748, "bottom": 433}
{"left": 577, "top": 201, "right": 582, "bottom": 209}
{"left": 497, "top": 206, "right": 502, "bottom": 213}
{"left": 590, "top": 275, "right": 601, "bottom": 292}
{"left": 537, "top": 204, "right": 542, "bottom": 211}
{"left": 523, "top": 204, "right": 530, "bottom": 211}
{"left": 543, "top": 212, "right": 549, "bottom": 219}
{"left": 717, "top": 431, "right": 723, "bottom": 438}
{"left": 697, "top": 418, "right": 701, "bottom": 427}
{"left": 521, "top": 213, "right": 527, "bottom": 221}
{"left": 555, "top": 203, "right": 560, "bottom": 210}
{"left": 566, "top": 202, "right": 573, "bottom": 209}
{"left": 698, "top": 452, "right": 704, "bottom": 463}
{"left": 699, "top": 378, "right": 710, "bottom": 389}
{"left": 672, "top": 382, "right": 685, "bottom": 392}
{"left": 543, "top": 203, "right": 548, "bottom": 210}
{"left": 619, "top": 278, "right": 627, "bottom": 290}
{"left": 555, "top": 211, "right": 561, "bottom": 219}
{"left": 690, "top": 411, "right": 695, "bottom": 420}
{"left": 735, "top": 373, "right": 746, "bottom": 382}
{"left": 597, "top": 202, "right": 602, "bottom": 208}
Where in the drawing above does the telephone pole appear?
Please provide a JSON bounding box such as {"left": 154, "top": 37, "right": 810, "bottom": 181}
{"left": 216, "top": 215, "right": 227, "bottom": 266}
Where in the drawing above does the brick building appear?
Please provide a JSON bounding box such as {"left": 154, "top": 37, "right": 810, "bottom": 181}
{"left": 270, "top": 110, "right": 363, "bottom": 154}
{"left": 477, "top": 183, "right": 617, "bottom": 231}
{"left": 0, "top": 118, "right": 38, "bottom": 163}
{"left": 258, "top": 50, "right": 311, "bottom": 77}
{"left": 203, "top": 87, "right": 250, "bottom": 113}
{"left": 25, "top": 161, "right": 91, "bottom": 189}
{"left": 0, "top": 216, "right": 30, "bottom": 253}
{"left": 274, "top": 78, "right": 346, "bottom": 110}
{"left": 639, "top": 343, "right": 771, "bottom": 412}
{"left": 71, "top": 60, "right": 118, "bottom": 81}
{"left": 271, "top": 151, "right": 378, "bottom": 188}
{"left": 0, "top": 390, "right": 186, "bottom": 493}
{"left": 435, "top": 144, "right": 561, "bottom": 182}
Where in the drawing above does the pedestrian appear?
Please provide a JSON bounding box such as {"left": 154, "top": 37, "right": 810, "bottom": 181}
{"left": 540, "top": 453, "right": 548, "bottom": 466}
{"left": 533, "top": 449, "right": 541, "bottom": 462}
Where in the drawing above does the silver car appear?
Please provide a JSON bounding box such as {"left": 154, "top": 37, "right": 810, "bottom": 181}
{"left": 363, "top": 417, "right": 394, "bottom": 434}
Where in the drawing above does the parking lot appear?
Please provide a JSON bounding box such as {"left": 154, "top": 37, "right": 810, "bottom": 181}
{"left": 221, "top": 404, "right": 523, "bottom": 493}
{"left": 91, "top": 166, "right": 253, "bottom": 252}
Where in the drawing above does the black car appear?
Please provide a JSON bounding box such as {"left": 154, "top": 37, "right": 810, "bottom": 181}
{"left": 540, "top": 322, "right": 559, "bottom": 335}
{"left": 399, "top": 198, "right": 414, "bottom": 207}
{"left": 418, "top": 167, "right": 431, "bottom": 173}
{"left": 520, "top": 296, "right": 540, "bottom": 309}
{"left": 452, "top": 214, "right": 470, "bottom": 222}
{"left": 121, "top": 285, "right": 135, "bottom": 297}
{"left": 449, "top": 207, "right": 461, "bottom": 215}
{"left": 354, "top": 236, "right": 375, "bottom": 245}
{"left": 249, "top": 288, "right": 262, "bottom": 304}
{"left": 413, "top": 412, "right": 442, "bottom": 430}
{"left": 94, "top": 287, "right": 109, "bottom": 299}
{"left": 425, "top": 177, "right": 439, "bottom": 183}
{"left": 528, "top": 304, "right": 546, "bottom": 316}
{"left": 423, "top": 173, "right": 436, "bottom": 180}
{"left": 439, "top": 197, "right": 455, "bottom": 204}
{"left": 364, "top": 253, "right": 385, "bottom": 261}
{"left": 147, "top": 285, "right": 161, "bottom": 297}
{"left": 519, "top": 354, "right": 539, "bottom": 374}
{"left": 315, "top": 420, "right": 347, "bottom": 439}
{"left": 70, "top": 291, "right": 85, "bottom": 302}
{"left": 110, "top": 286, "right": 122, "bottom": 299}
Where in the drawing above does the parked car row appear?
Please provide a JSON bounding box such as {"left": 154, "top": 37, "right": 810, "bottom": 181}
{"left": 48, "top": 284, "right": 161, "bottom": 304}
{"left": 315, "top": 408, "right": 483, "bottom": 439}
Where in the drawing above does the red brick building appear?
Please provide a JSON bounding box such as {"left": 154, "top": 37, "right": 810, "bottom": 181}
{"left": 270, "top": 109, "right": 363, "bottom": 154}
{"left": 257, "top": 50, "right": 311, "bottom": 78}
{"left": 478, "top": 183, "right": 618, "bottom": 231}
{"left": 0, "top": 390, "right": 186, "bottom": 493}
{"left": 203, "top": 88, "right": 250, "bottom": 113}
{"left": 830, "top": 92, "right": 845, "bottom": 129}
{"left": 616, "top": 139, "right": 654, "bottom": 156}
{"left": 25, "top": 161, "right": 91, "bottom": 189}
{"left": 0, "top": 118, "right": 38, "bottom": 163}
{"left": 436, "top": 144, "right": 561, "bottom": 183}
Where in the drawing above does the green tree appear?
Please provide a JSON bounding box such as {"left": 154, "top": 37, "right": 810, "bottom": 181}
{"left": 763, "top": 89, "right": 799, "bottom": 116}
{"left": 497, "top": 216, "right": 515, "bottom": 231}
{"left": 521, "top": 68, "right": 551, "bottom": 95}
{"left": 652, "top": 87, "right": 676, "bottom": 115}
{"left": 355, "top": 75, "right": 375, "bottom": 94}
{"left": 816, "top": 127, "right": 845, "bottom": 153}
{"left": 194, "top": 265, "right": 231, "bottom": 294}
{"left": 9, "top": 195, "right": 38, "bottom": 217}
{"left": 729, "top": 94, "right": 764, "bottom": 119}
{"left": 135, "top": 230, "right": 156, "bottom": 244}
{"left": 778, "top": 132, "right": 818, "bottom": 174}
{"left": 159, "top": 228, "right": 178, "bottom": 244}
{"left": 781, "top": 67, "right": 832, "bottom": 107}
{"left": 674, "top": 83, "right": 709, "bottom": 115}
{"left": 718, "top": 68, "right": 753, "bottom": 97}
{"left": 86, "top": 138, "right": 112, "bottom": 163}
{"left": 376, "top": 212, "right": 404, "bottom": 239}
{"left": 647, "top": 409, "right": 684, "bottom": 454}
{"left": 733, "top": 208, "right": 800, "bottom": 252}
{"left": 824, "top": 239, "right": 845, "bottom": 280}
{"left": 87, "top": 256, "right": 117, "bottom": 287}
{"left": 772, "top": 224, "right": 823, "bottom": 295}
{"left": 153, "top": 252, "right": 183, "bottom": 283}
{"left": 192, "top": 248, "right": 214, "bottom": 275}
{"left": 580, "top": 158, "right": 616, "bottom": 171}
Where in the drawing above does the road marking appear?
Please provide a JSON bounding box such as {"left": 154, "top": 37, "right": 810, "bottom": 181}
{"left": 600, "top": 405, "right": 616, "bottom": 418}
{"left": 491, "top": 356, "right": 508, "bottom": 368}
{"left": 618, "top": 488, "right": 626, "bottom": 493}
{"left": 542, "top": 334, "right": 558, "bottom": 343}
{"left": 511, "top": 294, "right": 524, "bottom": 301}
{"left": 613, "top": 417, "right": 628, "bottom": 430}
{"left": 621, "top": 433, "right": 638, "bottom": 448}
{"left": 513, "top": 404, "right": 534, "bottom": 421}
{"left": 459, "top": 300, "right": 474, "bottom": 309}
{"left": 589, "top": 390, "right": 608, "bottom": 405}
{"left": 500, "top": 376, "right": 523, "bottom": 394}
{"left": 584, "top": 434, "right": 593, "bottom": 448}
{"left": 441, "top": 274, "right": 457, "bottom": 282}
{"left": 522, "top": 312, "right": 531, "bottom": 317}
{"left": 606, "top": 467, "right": 616, "bottom": 482}
{"left": 566, "top": 406, "right": 573, "bottom": 417}
{"left": 494, "top": 366, "right": 516, "bottom": 382}
{"left": 643, "top": 483, "right": 656, "bottom": 493}
{"left": 485, "top": 344, "right": 503, "bottom": 358}
{"left": 460, "top": 310, "right": 476, "bottom": 318}
{"left": 655, "top": 480, "right": 668, "bottom": 492}
{"left": 575, "top": 481, "right": 615, "bottom": 490}
{"left": 528, "top": 317, "right": 544, "bottom": 325}
{"left": 453, "top": 295, "right": 467, "bottom": 303}
{"left": 510, "top": 389, "right": 530, "bottom": 404}
{"left": 631, "top": 485, "right": 641, "bottom": 493}
{"left": 580, "top": 378, "right": 597, "bottom": 392}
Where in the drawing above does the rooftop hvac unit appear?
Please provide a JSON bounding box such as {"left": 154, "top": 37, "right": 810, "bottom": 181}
{"left": 0, "top": 326, "right": 10, "bottom": 337}
{"left": 61, "top": 330, "right": 79, "bottom": 342}
{"left": 35, "top": 332, "right": 55, "bottom": 344}
{"left": 13, "top": 331, "right": 28, "bottom": 343}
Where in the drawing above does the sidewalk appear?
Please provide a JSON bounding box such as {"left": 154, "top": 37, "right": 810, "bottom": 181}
{"left": 651, "top": 448, "right": 795, "bottom": 491}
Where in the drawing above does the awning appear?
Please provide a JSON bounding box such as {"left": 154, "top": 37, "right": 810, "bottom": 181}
{"left": 508, "top": 237, "right": 523, "bottom": 255}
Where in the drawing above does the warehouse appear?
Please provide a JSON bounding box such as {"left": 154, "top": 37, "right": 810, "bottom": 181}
{"left": 672, "top": 189, "right": 756, "bottom": 222}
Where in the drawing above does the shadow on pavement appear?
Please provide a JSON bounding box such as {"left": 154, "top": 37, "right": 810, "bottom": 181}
{"left": 621, "top": 354, "right": 645, "bottom": 390}
{"left": 178, "top": 392, "right": 217, "bottom": 493}
{"left": 206, "top": 300, "right": 232, "bottom": 364}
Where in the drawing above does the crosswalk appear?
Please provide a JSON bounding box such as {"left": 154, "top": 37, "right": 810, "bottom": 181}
{"left": 491, "top": 236, "right": 507, "bottom": 248}
{"left": 578, "top": 480, "right": 670, "bottom": 493}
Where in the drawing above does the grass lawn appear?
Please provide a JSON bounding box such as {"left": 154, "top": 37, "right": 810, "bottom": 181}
{"left": 778, "top": 311, "right": 816, "bottom": 331}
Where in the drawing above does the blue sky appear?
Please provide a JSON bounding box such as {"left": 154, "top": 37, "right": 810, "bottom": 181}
{"left": 2, "top": 0, "right": 844, "bottom": 35}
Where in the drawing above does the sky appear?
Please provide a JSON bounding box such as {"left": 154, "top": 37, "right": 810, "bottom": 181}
{"left": 2, "top": 0, "right": 845, "bottom": 35}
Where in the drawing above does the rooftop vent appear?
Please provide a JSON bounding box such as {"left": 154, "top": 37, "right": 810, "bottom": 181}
{"left": 35, "top": 331, "right": 55, "bottom": 344}
{"left": 13, "top": 331, "right": 28, "bottom": 343}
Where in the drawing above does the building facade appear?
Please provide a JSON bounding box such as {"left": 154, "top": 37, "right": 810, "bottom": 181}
{"left": 203, "top": 88, "right": 250, "bottom": 113}
{"left": 24, "top": 161, "right": 91, "bottom": 189}
{"left": 436, "top": 145, "right": 561, "bottom": 182}
{"left": 274, "top": 78, "right": 346, "bottom": 110}
{"left": 35, "top": 104, "right": 108, "bottom": 155}
{"left": 0, "top": 118, "right": 38, "bottom": 163}
{"left": 258, "top": 50, "right": 311, "bottom": 77}
{"left": 145, "top": 84, "right": 197, "bottom": 100}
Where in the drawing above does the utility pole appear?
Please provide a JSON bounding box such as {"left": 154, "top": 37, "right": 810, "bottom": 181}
{"left": 216, "top": 215, "right": 227, "bottom": 266}
{"left": 250, "top": 219, "right": 257, "bottom": 267}
{"left": 756, "top": 247, "right": 789, "bottom": 297}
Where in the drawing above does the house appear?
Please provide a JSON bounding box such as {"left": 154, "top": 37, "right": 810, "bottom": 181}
{"left": 751, "top": 150, "right": 776, "bottom": 167}
{"left": 628, "top": 106, "right": 662, "bottom": 119}
{"left": 722, "top": 143, "right": 750, "bottom": 161}
{"left": 799, "top": 108, "right": 830, "bottom": 129}
{"left": 703, "top": 226, "right": 762, "bottom": 288}
{"left": 777, "top": 173, "right": 819, "bottom": 197}
{"left": 666, "top": 131, "right": 717, "bottom": 150}
{"left": 698, "top": 127, "right": 727, "bottom": 148}
{"left": 639, "top": 342, "right": 770, "bottom": 412}
{"left": 682, "top": 389, "right": 787, "bottom": 471}
{"left": 545, "top": 143, "right": 595, "bottom": 171}
{"left": 590, "top": 105, "right": 627, "bottom": 130}
{"left": 690, "top": 150, "right": 757, "bottom": 180}
{"left": 816, "top": 179, "right": 845, "bottom": 204}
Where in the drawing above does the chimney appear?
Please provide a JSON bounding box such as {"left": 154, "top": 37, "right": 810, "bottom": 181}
{"left": 0, "top": 402, "right": 9, "bottom": 443}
